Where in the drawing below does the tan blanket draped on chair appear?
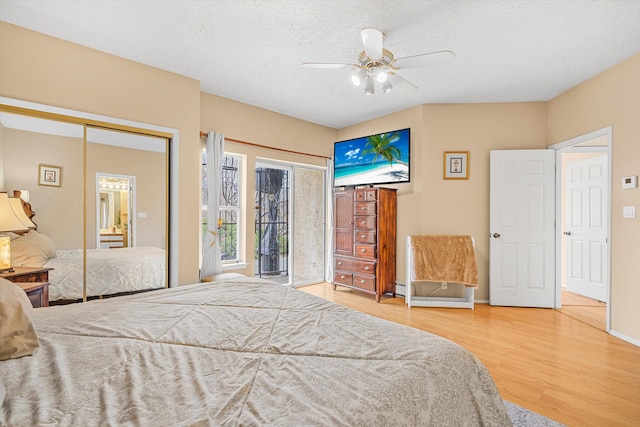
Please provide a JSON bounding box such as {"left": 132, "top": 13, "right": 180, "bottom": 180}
{"left": 410, "top": 235, "right": 478, "bottom": 287}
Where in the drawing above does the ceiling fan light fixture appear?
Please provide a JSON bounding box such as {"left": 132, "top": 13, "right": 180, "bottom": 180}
{"left": 351, "top": 69, "right": 367, "bottom": 86}
{"left": 376, "top": 71, "right": 388, "bottom": 83}
{"left": 364, "top": 76, "right": 375, "bottom": 95}
{"left": 382, "top": 79, "right": 393, "bottom": 93}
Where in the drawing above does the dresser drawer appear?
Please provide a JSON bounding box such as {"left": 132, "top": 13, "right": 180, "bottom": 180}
{"left": 354, "top": 215, "right": 376, "bottom": 229}
{"left": 352, "top": 259, "right": 376, "bottom": 276}
{"left": 352, "top": 274, "right": 376, "bottom": 292}
{"left": 355, "top": 202, "right": 376, "bottom": 216}
{"left": 333, "top": 270, "right": 353, "bottom": 286}
{"left": 334, "top": 257, "right": 353, "bottom": 271}
{"left": 355, "top": 244, "right": 376, "bottom": 259}
{"left": 354, "top": 230, "right": 376, "bottom": 244}
{"left": 354, "top": 189, "right": 377, "bottom": 202}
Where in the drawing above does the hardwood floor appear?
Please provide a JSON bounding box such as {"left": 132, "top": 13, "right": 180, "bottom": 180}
{"left": 560, "top": 289, "right": 606, "bottom": 331}
{"left": 299, "top": 283, "right": 640, "bottom": 427}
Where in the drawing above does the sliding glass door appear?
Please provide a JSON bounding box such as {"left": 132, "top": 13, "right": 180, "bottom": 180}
{"left": 254, "top": 160, "right": 325, "bottom": 286}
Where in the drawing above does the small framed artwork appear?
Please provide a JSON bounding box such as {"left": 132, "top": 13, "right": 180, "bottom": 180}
{"left": 39, "top": 164, "right": 62, "bottom": 187}
{"left": 443, "top": 151, "right": 469, "bottom": 180}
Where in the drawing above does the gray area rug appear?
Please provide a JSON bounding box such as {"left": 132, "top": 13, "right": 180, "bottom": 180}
{"left": 504, "top": 400, "right": 565, "bottom": 427}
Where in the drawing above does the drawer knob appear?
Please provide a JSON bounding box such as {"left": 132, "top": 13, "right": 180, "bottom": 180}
{"left": 361, "top": 220, "right": 366, "bottom": 225}
{"left": 361, "top": 234, "right": 366, "bottom": 238}
{"left": 340, "top": 275, "right": 346, "bottom": 279}
{"left": 337, "top": 261, "right": 342, "bottom": 266}
{"left": 361, "top": 248, "right": 366, "bottom": 253}
{"left": 361, "top": 206, "right": 366, "bottom": 210}
{"left": 365, "top": 266, "right": 370, "bottom": 271}
{"left": 360, "top": 280, "right": 366, "bottom": 284}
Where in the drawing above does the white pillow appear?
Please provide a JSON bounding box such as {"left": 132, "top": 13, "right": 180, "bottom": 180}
{"left": 9, "top": 229, "right": 57, "bottom": 267}
{"left": 0, "top": 277, "right": 39, "bottom": 361}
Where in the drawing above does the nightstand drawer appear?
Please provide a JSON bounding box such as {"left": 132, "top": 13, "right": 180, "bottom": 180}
{"left": 18, "top": 282, "right": 50, "bottom": 308}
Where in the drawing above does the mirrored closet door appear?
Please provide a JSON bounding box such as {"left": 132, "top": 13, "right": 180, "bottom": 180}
{"left": 0, "top": 105, "right": 169, "bottom": 304}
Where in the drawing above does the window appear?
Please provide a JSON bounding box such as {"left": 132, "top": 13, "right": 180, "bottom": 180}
{"left": 202, "top": 150, "right": 242, "bottom": 264}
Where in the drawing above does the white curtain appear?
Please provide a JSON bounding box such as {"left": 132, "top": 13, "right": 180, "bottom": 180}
{"left": 200, "top": 132, "right": 224, "bottom": 280}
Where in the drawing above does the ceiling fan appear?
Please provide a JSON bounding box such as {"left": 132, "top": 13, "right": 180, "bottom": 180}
{"left": 302, "top": 28, "right": 455, "bottom": 95}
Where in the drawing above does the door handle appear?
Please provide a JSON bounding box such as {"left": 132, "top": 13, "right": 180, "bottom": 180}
{"left": 563, "top": 231, "right": 571, "bottom": 236}
{"left": 492, "top": 233, "right": 501, "bottom": 238}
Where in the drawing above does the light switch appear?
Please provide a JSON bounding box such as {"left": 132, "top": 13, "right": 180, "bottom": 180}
{"left": 623, "top": 206, "right": 636, "bottom": 219}
{"left": 138, "top": 212, "right": 147, "bottom": 218}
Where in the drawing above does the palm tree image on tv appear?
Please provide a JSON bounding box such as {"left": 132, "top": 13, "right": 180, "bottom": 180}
{"left": 333, "top": 128, "right": 410, "bottom": 187}
{"left": 362, "top": 131, "right": 402, "bottom": 166}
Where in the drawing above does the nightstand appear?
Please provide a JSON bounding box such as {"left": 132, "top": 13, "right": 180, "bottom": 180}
{"left": 0, "top": 267, "right": 53, "bottom": 308}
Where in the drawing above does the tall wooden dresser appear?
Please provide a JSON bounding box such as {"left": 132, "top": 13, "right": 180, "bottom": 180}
{"left": 333, "top": 187, "right": 397, "bottom": 302}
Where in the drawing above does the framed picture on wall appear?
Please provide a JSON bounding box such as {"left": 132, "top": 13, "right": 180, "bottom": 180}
{"left": 443, "top": 151, "right": 469, "bottom": 180}
{"left": 39, "top": 164, "right": 62, "bottom": 187}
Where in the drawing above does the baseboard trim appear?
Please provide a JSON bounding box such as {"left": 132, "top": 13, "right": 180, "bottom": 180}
{"left": 609, "top": 329, "right": 640, "bottom": 347}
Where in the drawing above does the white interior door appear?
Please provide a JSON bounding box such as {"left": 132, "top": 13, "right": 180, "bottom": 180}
{"left": 565, "top": 155, "right": 608, "bottom": 302}
{"left": 489, "top": 149, "right": 556, "bottom": 307}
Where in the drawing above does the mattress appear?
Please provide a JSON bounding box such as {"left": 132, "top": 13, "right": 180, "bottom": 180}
{"left": 0, "top": 277, "right": 511, "bottom": 426}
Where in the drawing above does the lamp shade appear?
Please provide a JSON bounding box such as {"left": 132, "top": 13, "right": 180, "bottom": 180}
{"left": 364, "top": 76, "right": 375, "bottom": 95}
{"left": 8, "top": 197, "right": 36, "bottom": 228}
{"left": 0, "top": 192, "right": 29, "bottom": 232}
{"left": 351, "top": 69, "right": 367, "bottom": 86}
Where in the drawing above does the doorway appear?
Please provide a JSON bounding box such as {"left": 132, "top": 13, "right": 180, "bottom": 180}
{"left": 553, "top": 127, "right": 611, "bottom": 331}
{"left": 254, "top": 160, "right": 326, "bottom": 286}
{"left": 96, "top": 173, "right": 135, "bottom": 249}
{"left": 255, "top": 164, "right": 290, "bottom": 281}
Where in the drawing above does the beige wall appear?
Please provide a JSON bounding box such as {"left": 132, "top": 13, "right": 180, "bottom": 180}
{"left": 0, "top": 22, "right": 201, "bottom": 284}
{"left": 338, "top": 103, "right": 548, "bottom": 300}
{"left": 3, "top": 128, "right": 84, "bottom": 248}
{"left": 548, "top": 53, "right": 640, "bottom": 342}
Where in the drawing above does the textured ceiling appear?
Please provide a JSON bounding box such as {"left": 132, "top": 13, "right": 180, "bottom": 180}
{"left": 1, "top": 0, "right": 639, "bottom": 129}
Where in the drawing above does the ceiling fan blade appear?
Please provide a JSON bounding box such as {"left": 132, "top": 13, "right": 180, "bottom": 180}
{"left": 389, "top": 72, "right": 418, "bottom": 92}
{"left": 361, "top": 28, "right": 383, "bottom": 60}
{"left": 393, "top": 50, "right": 455, "bottom": 69}
{"left": 301, "top": 62, "right": 355, "bottom": 69}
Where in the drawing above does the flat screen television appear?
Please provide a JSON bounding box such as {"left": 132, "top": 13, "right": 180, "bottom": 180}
{"left": 333, "top": 127, "right": 410, "bottom": 188}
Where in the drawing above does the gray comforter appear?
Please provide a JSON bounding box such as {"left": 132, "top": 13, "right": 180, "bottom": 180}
{"left": 0, "top": 278, "right": 511, "bottom": 426}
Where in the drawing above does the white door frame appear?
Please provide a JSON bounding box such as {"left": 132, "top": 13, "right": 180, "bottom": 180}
{"left": 550, "top": 126, "right": 612, "bottom": 331}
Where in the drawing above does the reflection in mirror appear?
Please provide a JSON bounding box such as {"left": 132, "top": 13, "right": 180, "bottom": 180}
{"left": 0, "top": 109, "right": 169, "bottom": 304}
{"left": 0, "top": 110, "right": 84, "bottom": 302}
{"left": 97, "top": 174, "right": 132, "bottom": 248}
{"left": 85, "top": 126, "right": 168, "bottom": 300}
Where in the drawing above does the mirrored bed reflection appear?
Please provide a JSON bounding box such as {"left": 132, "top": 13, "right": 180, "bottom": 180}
{"left": 0, "top": 109, "right": 169, "bottom": 304}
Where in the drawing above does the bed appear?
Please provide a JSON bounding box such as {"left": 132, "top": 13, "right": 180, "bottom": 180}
{"left": 0, "top": 275, "right": 512, "bottom": 426}
{"left": 6, "top": 229, "right": 166, "bottom": 302}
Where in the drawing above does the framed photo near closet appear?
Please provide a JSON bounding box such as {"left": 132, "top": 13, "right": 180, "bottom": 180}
{"left": 38, "top": 164, "right": 62, "bottom": 187}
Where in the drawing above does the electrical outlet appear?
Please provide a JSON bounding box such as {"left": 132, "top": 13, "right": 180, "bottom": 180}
{"left": 441, "top": 282, "right": 447, "bottom": 290}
